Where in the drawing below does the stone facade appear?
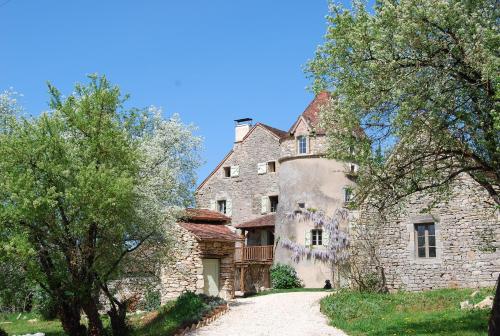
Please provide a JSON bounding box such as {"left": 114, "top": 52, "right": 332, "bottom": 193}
{"left": 360, "top": 174, "right": 500, "bottom": 291}
{"left": 195, "top": 92, "right": 499, "bottom": 293}
{"left": 196, "top": 124, "right": 282, "bottom": 227}
{"left": 160, "top": 224, "right": 236, "bottom": 302}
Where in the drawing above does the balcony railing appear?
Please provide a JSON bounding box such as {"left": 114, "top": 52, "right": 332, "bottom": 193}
{"left": 235, "top": 245, "right": 274, "bottom": 263}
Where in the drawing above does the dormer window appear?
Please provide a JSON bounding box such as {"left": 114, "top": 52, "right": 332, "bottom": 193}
{"left": 297, "top": 136, "right": 308, "bottom": 154}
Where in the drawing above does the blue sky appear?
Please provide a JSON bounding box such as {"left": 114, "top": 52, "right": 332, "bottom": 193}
{"left": 0, "top": 0, "right": 339, "bottom": 183}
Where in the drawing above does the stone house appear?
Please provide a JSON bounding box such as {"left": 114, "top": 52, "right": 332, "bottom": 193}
{"left": 195, "top": 92, "right": 499, "bottom": 293}
{"left": 160, "top": 209, "right": 242, "bottom": 302}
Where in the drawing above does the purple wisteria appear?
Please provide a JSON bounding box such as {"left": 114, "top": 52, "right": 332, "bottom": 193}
{"left": 280, "top": 208, "right": 350, "bottom": 264}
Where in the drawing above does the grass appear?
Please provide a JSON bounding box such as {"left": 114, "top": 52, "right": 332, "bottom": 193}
{"left": 320, "top": 287, "right": 494, "bottom": 336}
{"left": 0, "top": 292, "right": 225, "bottom": 336}
{"left": 0, "top": 312, "right": 66, "bottom": 336}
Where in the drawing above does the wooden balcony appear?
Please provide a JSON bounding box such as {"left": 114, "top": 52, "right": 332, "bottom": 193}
{"left": 235, "top": 245, "right": 274, "bottom": 264}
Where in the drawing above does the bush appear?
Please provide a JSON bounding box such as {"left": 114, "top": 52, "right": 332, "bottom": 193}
{"left": 270, "top": 264, "right": 302, "bottom": 289}
{"left": 143, "top": 289, "right": 161, "bottom": 312}
{"left": 0, "top": 327, "right": 7, "bottom": 336}
{"left": 32, "top": 288, "right": 58, "bottom": 320}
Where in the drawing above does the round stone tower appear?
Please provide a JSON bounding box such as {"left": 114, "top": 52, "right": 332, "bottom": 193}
{"left": 274, "top": 92, "right": 356, "bottom": 287}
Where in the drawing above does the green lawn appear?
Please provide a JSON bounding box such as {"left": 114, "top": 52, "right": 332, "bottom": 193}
{"left": 320, "top": 288, "right": 493, "bottom": 336}
{"left": 0, "top": 312, "right": 66, "bottom": 336}
{"left": 0, "top": 292, "right": 224, "bottom": 336}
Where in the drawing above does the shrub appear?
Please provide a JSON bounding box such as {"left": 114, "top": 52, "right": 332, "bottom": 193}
{"left": 270, "top": 264, "right": 302, "bottom": 289}
{"left": 143, "top": 289, "right": 161, "bottom": 312}
{"left": 32, "top": 288, "right": 58, "bottom": 320}
{"left": 0, "top": 327, "right": 7, "bottom": 336}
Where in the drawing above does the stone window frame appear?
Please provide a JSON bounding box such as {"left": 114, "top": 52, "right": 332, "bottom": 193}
{"left": 267, "top": 161, "right": 277, "bottom": 173}
{"left": 414, "top": 223, "right": 436, "bottom": 258}
{"left": 217, "top": 200, "right": 227, "bottom": 214}
{"left": 343, "top": 187, "right": 353, "bottom": 203}
{"left": 269, "top": 195, "right": 279, "bottom": 213}
{"left": 297, "top": 135, "right": 308, "bottom": 154}
{"left": 222, "top": 166, "right": 231, "bottom": 178}
{"left": 311, "top": 229, "right": 323, "bottom": 246}
{"left": 406, "top": 215, "right": 443, "bottom": 264}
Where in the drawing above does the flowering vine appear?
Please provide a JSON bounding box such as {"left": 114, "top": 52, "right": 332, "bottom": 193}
{"left": 280, "top": 208, "right": 350, "bottom": 264}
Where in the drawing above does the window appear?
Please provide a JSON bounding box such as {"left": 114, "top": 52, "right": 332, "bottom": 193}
{"left": 223, "top": 167, "right": 231, "bottom": 177}
{"left": 269, "top": 196, "right": 278, "bottom": 212}
{"left": 218, "top": 200, "right": 227, "bottom": 214}
{"left": 415, "top": 223, "right": 436, "bottom": 258}
{"left": 298, "top": 202, "right": 305, "bottom": 209}
{"left": 343, "top": 188, "right": 352, "bottom": 203}
{"left": 267, "top": 161, "right": 276, "bottom": 173}
{"left": 311, "top": 229, "right": 323, "bottom": 246}
{"left": 297, "top": 136, "right": 308, "bottom": 154}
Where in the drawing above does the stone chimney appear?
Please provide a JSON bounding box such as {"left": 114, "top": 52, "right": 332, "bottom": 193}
{"left": 234, "top": 118, "right": 253, "bottom": 142}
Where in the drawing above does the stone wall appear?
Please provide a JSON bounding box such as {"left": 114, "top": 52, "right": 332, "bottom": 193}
{"left": 160, "top": 224, "right": 236, "bottom": 302}
{"left": 357, "top": 173, "right": 499, "bottom": 291}
{"left": 160, "top": 225, "right": 202, "bottom": 302}
{"left": 196, "top": 125, "right": 281, "bottom": 226}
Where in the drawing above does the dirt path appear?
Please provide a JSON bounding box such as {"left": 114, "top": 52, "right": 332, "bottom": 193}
{"left": 187, "top": 291, "right": 347, "bottom": 336}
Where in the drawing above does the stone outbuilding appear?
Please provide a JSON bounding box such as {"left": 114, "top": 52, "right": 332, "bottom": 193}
{"left": 160, "top": 209, "right": 243, "bottom": 302}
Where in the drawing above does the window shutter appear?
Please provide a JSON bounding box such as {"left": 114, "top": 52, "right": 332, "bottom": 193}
{"left": 305, "top": 230, "right": 312, "bottom": 247}
{"left": 257, "top": 162, "right": 267, "bottom": 174}
{"left": 210, "top": 200, "right": 216, "bottom": 211}
{"left": 226, "top": 199, "right": 232, "bottom": 217}
{"left": 261, "top": 196, "right": 269, "bottom": 214}
{"left": 323, "top": 230, "right": 330, "bottom": 246}
{"left": 230, "top": 165, "right": 239, "bottom": 177}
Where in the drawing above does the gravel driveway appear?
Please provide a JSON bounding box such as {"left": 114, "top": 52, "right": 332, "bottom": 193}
{"left": 187, "top": 291, "right": 347, "bottom": 336}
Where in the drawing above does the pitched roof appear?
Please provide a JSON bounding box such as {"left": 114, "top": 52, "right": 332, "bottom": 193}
{"left": 182, "top": 208, "right": 231, "bottom": 223}
{"left": 234, "top": 214, "right": 276, "bottom": 229}
{"left": 180, "top": 223, "right": 243, "bottom": 241}
{"left": 289, "top": 91, "right": 331, "bottom": 134}
{"left": 258, "top": 123, "right": 288, "bottom": 139}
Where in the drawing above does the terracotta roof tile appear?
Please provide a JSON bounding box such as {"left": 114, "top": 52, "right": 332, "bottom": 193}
{"left": 234, "top": 214, "right": 276, "bottom": 229}
{"left": 258, "top": 123, "right": 288, "bottom": 139}
{"left": 290, "top": 91, "right": 331, "bottom": 134}
{"left": 180, "top": 223, "right": 243, "bottom": 241}
{"left": 182, "top": 208, "right": 231, "bottom": 223}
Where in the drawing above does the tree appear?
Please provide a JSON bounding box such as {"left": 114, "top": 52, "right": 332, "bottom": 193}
{"left": 0, "top": 75, "right": 202, "bottom": 335}
{"left": 307, "top": 0, "right": 499, "bottom": 333}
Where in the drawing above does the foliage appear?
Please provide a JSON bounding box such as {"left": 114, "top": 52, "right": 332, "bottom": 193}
{"left": 270, "top": 264, "right": 303, "bottom": 289}
{"left": 308, "top": 0, "right": 499, "bottom": 208}
{"left": 321, "top": 288, "right": 494, "bottom": 335}
{"left": 0, "top": 327, "right": 7, "bottom": 336}
{"left": 32, "top": 288, "right": 58, "bottom": 321}
{"left": 0, "top": 75, "right": 202, "bottom": 335}
{"left": 143, "top": 289, "right": 161, "bottom": 312}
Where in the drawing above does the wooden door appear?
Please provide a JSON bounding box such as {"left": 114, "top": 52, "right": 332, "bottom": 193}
{"left": 202, "top": 258, "right": 220, "bottom": 296}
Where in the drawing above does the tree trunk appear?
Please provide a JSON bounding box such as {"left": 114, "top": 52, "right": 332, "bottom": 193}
{"left": 489, "top": 273, "right": 500, "bottom": 336}
{"left": 82, "top": 299, "right": 104, "bottom": 336}
{"left": 58, "top": 300, "right": 86, "bottom": 336}
{"left": 107, "top": 301, "right": 129, "bottom": 336}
